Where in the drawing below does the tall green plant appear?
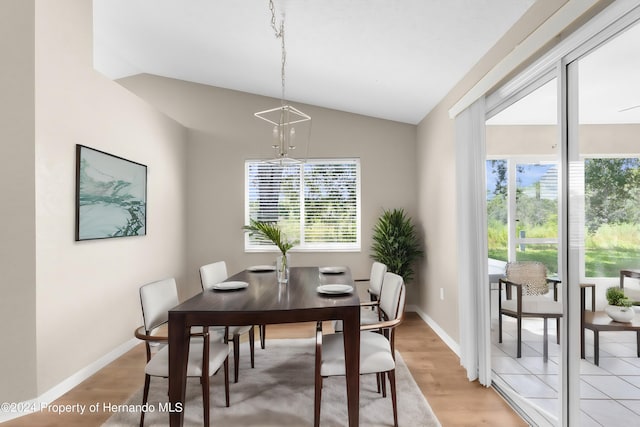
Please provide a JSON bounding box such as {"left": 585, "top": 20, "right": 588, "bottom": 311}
{"left": 371, "top": 208, "right": 423, "bottom": 283}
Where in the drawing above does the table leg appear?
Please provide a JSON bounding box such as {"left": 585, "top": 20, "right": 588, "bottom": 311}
{"left": 543, "top": 318, "right": 548, "bottom": 363}
{"left": 169, "top": 313, "right": 189, "bottom": 427}
{"left": 594, "top": 330, "right": 600, "bottom": 366}
{"left": 581, "top": 326, "right": 585, "bottom": 360}
{"left": 342, "top": 306, "right": 360, "bottom": 427}
{"left": 637, "top": 331, "right": 640, "bottom": 358}
{"left": 580, "top": 289, "right": 585, "bottom": 359}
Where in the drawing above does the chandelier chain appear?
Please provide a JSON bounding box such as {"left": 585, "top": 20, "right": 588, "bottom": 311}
{"left": 269, "top": 0, "right": 286, "bottom": 104}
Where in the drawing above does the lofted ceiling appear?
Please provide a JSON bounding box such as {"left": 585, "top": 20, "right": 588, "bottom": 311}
{"left": 93, "top": 0, "right": 536, "bottom": 125}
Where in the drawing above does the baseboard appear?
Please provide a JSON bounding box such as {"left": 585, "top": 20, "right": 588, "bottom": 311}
{"left": 406, "top": 304, "right": 461, "bottom": 357}
{"left": 0, "top": 337, "right": 139, "bottom": 423}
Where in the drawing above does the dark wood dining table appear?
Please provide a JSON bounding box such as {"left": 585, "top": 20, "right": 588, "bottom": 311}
{"left": 168, "top": 266, "right": 361, "bottom": 426}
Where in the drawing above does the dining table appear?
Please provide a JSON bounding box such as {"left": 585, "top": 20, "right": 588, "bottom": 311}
{"left": 168, "top": 266, "right": 361, "bottom": 426}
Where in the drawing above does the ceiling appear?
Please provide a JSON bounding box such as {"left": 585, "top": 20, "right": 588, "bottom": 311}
{"left": 93, "top": 0, "right": 535, "bottom": 125}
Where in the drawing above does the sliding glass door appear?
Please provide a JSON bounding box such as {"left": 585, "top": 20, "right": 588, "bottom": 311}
{"left": 486, "top": 77, "right": 562, "bottom": 425}
{"left": 484, "top": 7, "right": 640, "bottom": 425}
{"left": 568, "top": 19, "right": 640, "bottom": 426}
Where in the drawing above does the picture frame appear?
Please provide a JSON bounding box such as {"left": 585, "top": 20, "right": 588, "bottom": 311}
{"left": 75, "top": 145, "right": 147, "bottom": 241}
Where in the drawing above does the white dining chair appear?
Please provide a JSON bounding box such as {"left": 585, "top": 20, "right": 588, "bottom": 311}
{"left": 367, "top": 261, "right": 388, "bottom": 303}
{"left": 135, "top": 277, "right": 230, "bottom": 426}
{"left": 333, "top": 261, "right": 388, "bottom": 333}
{"left": 200, "top": 261, "right": 257, "bottom": 383}
{"left": 315, "top": 272, "right": 405, "bottom": 427}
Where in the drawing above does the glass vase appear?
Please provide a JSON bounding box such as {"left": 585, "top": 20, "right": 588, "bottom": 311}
{"left": 276, "top": 253, "right": 289, "bottom": 284}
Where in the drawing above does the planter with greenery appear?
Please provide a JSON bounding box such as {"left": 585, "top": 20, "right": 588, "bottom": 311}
{"left": 370, "top": 208, "right": 423, "bottom": 283}
{"left": 243, "top": 219, "right": 295, "bottom": 283}
{"left": 605, "top": 286, "right": 635, "bottom": 323}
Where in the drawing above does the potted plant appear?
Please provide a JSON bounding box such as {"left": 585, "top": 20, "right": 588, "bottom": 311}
{"left": 605, "top": 287, "right": 635, "bottom": 323}
{"left": 243, "top": 219, "right": 295, "bottom": 283}
{"left": 371, "top": 208, "right": 423, "bottom": 283}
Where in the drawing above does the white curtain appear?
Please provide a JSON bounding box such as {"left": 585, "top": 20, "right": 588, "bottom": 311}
{"left": 455, "top": 97, "right": 491, "bottom": 386}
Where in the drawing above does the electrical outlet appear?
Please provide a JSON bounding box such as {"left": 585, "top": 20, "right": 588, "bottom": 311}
{"left": 440, "top": 288, "right": 444, "bottom": 300}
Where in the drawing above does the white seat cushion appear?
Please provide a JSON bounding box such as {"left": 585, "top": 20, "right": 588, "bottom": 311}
{"left": 320, "top": 331, "right": 395, "bottom": 377}
{"left": 146, "top": 340, "right": 230, "bottom": 377}
{"left": 227, "top": 325, "right": 253, "bottom": 337}
{"left": 189, "top": 327, "right": 226, "bottom": 341}
{"left": 502, "top": 296, "right": 563, "bottom": 314}
{"left": 197, "top": 325, "right": 253, "bottom": 339}
{"left": 333, "top": 308, "right": 380, "bottom": 332}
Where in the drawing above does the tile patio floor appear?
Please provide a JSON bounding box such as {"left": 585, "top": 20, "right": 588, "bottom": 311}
{"left": 492, "top": 315, "right": 640, "bottom": 426}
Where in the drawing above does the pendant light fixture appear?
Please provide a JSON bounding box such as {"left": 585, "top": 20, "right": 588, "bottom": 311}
{"left": 254, "top": 0, "right": 311, "bottom": 165}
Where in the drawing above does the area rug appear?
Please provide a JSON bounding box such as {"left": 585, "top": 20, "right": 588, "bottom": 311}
{"left": 104, "top": 338, "right": 440, "bottom": 427}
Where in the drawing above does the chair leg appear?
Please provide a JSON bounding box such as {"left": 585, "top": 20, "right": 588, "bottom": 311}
{"left": 388, "top": 370, "right": 399, "bottom": 427}
{"left": 224, "top": 356, "right": 230, "bottom": 407}
{"left": 556, "top": 317, "right": 561, "bottom": 344}
{"left": 140, "top": 374, "right": 150, "bottom": 427}
{"left": 314, "top": 376, "right": 322, "bottom": 427}
{"left": 376, "top": 372, "right": 381, "bottom": 393}
{"left": 314, "top": 323, "right": 322, "bottom": 427}
{"left": 516, "top": 316, "right": 522, "bottom": 358}
{"left": 201, "top": 374, "right": 210, "bottom": 426}
{"left": 380, "top": 370, "right": 387, "bottom": 397}
{"left": 260, "top": 324, "right": 266, "bottom": 349}
{"left": 498, "top": 312, "right": 503, "bottom": 343}
{"left": 249, "top": 326, "right": 255, "bottom": 368}
{"left": 233, "top": 335, "right": 240, "bottom": 383}
{"left": 543, "top": 318, "right": 548, "bottom": 363}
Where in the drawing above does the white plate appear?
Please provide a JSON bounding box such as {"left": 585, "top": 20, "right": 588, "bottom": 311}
{"left": 211, "top": 281, "right": 249, "bottom": 291}
{"left": 247, "top": 265, "right": 276, "bottom": 272}
{"left": 317, "top": 284, "right": 353, "bottom": 295}
{"left": 319, "top": 266, "right": 347, "bottom": 274}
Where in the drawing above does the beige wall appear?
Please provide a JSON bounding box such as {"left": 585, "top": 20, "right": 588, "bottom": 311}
{"left": 118, "top": 75, "right": 418, "bottom": 299}
{"left": 0, "top": 0, "right": 38, "bottom": 402}
{"left": 30, "top": 0, "right": 188, "bottom": 395}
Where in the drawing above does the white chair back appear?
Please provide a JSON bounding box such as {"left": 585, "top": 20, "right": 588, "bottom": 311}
{"left": 200, "top": 261, "right": 228, "bottom": 291}
{"left": 139, "top": 278, "right": 179, "bottom": 332}
{"left": 379, "top": 272, "right": 405, "bottom": 321}
{"left": 369, "top": 262, "right": 388, "bottom": 295}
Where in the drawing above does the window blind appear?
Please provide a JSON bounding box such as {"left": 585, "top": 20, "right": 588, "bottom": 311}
{"left": 245, "top": 159, "right": 360, "bottom": 251}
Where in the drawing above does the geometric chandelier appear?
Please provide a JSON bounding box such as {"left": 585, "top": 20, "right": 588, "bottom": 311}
{"left": 254, "top": 0, "right": 311, "bottom": 165}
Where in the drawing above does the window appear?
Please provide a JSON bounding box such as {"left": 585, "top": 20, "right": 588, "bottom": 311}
{"left": 245, "top": 159, "right": 361, "bottom": 252}
{"left": 584, "top": 157, "right": 640, "bottom": 277}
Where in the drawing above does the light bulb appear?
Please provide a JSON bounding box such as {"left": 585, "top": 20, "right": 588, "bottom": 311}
{"left": 288, "top": 127, "right": 296, "bottom": 149}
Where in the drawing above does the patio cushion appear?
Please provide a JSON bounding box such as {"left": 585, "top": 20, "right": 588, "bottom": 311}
{"left": 502, "top": 296, "right": 563, "bottom": 314}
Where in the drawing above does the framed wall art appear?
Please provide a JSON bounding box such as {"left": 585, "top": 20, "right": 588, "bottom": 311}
{"left": 75, "top": 145, "right": 147, "bottom": 241}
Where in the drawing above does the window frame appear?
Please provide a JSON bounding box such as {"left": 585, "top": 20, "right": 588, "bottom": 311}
{"left": 244, "top": 158, "right": 361, "bottom": 253}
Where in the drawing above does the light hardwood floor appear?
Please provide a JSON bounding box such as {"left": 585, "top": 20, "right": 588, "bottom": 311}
{"left": 4, "top": 313, "right": 525, "bottom": 426}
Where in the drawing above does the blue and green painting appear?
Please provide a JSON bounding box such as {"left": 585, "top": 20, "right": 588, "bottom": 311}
{"left": 77, "top": 146, "right": 146, "bottom": 240}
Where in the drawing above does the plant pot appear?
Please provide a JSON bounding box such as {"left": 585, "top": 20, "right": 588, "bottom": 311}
{"left": 605, "top": 304, "right": 635, "bottom": 323}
